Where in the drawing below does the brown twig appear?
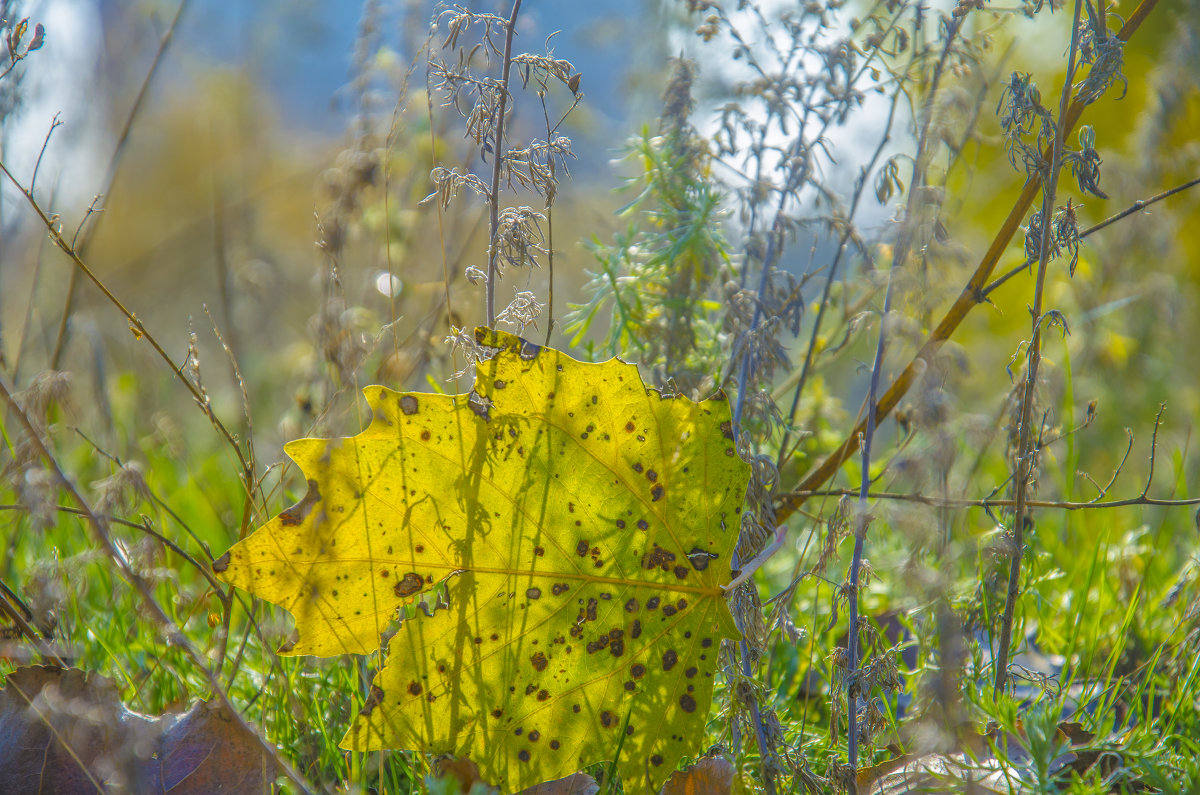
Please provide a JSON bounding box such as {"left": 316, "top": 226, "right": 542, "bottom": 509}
{"left": 1081, "top": 428, "right": 1133, "bottom": 502}
{"left": 777, "top": 489, "right": 1200, "bottom": 511}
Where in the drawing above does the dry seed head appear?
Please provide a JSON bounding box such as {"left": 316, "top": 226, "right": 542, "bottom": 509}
{"left": 495, "top": 291, "right": 544, "bottom": 335}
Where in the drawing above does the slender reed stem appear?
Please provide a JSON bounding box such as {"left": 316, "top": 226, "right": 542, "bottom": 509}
{"left": 50, "top": 0, "right": 189, "bottom": 370}
{"left": 485, "top": 0, "right": 522, "bottom": 328}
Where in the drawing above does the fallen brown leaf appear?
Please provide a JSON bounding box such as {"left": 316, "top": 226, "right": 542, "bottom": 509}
{"left": 659, "top": 756, "right": 735, "bottom": 795}
{"left": 0, "top": 665, "right": 275, "bottom": 794}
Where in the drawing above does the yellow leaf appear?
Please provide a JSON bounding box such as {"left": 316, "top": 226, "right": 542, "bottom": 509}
{"left": 214, "top": 329, "right": 748, "bottom": 793}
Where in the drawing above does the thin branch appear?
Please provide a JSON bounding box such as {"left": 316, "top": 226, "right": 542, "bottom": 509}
{"left": 981, "top": 176, "right": 1200, "bottom": 299}
{"left": 1081, "top": 428, "right": 1133, "bottom": 502}
{"left": 995, "top": 0, "right": 1085, "bottom": 697}
{"left": 779, "top": 489, "right": 1200, "bottom": 511}
{"left": 1141, "top": 402, "right": 1167, "bottom": 497}
{"left": 29, "top": 113, "right": 62, "bottom": 195}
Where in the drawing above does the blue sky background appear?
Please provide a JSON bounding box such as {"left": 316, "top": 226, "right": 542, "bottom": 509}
{"left": 96, "top": 0, "right": 652, "bottom": 135}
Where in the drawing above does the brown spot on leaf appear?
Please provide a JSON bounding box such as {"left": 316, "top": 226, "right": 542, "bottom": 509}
{"left": 676, "top": 598, "right": 688, "bottom": 610}
{"left": 600, "top": 711, "right": 616, "bottom": 728}
{"left": 633, "top": 462, "right": 643, "bottom": 473}
{"left": 624, "top": 681, "right": 636, "bottom": 691}
{"left": 679, "top": 694, "right": 697, "bottom": 713}
{"left": 552, "top": 583, "right": 569, "bottom": 596}
{"left": 630, "top": 620, "right": 642, "bottom": 639}
{"left": 610, "top": 640, "right": 625, "bottom": 657}
{"left": 673, "top": 566, "right": 689, "bottom": 579}
{"left": 393, "top": 572, "right": 423, "bottom": 598}
{"left": 359, "top": 685, "right": 384, "bottom": 716}
{"left": 651, "top": 755, "right": 664, "bottom": 766}
{"left": 625, "top": 421, "right": 636, "bottom": 432}
{"left": 518, "top": 750, "right": 531, "bottom": 762}
{"left": 642, "top": 545, "right": 676, "bottom": 572}
{"left": 646, "top": 469, "right": 658, "bottom": 482}
{"left": 685, "top": 667, "right": 698, "bottom": 678}
{"left": 420, "top": 429, "right": 431, "bottom": 441}
{"left": 576, "top": 540, "right": 589, "bottom": 557}
{"left": 586, "top": 598, "right": 598, "bottom": 621}
{"left": 646, "top": 597, "right": 661, "bottom": 610}
{"left": 701, "top": 637, "right": 713, "bottom": 648}
{"left": 637, "top": 519, "right": 649, "bottom": 530}
{"left": 526, "top": 587, "right": 542, "bottom": 600}
{"left": 688, "top": 547, "right": 718, "bottom": 571}
{"left": 525, "top": 684, "right": 537, "bottom": 695}
{"left": 399, "top": 395, "right": 419, "bottom": 415}
{"left": 624, "top": 598, "right": 639, "bottom": 613}
{"left": 279, "top": 480, "right": 321, "bottom": 527}
{"left": 468, "top": 391, "right": 493, "bottom": 422}
{"left": 651, "top": 484, "right": 665, "bottom": 502}
{"left": 531, "top": 652, "right": 548, "bottom": 672}
{"left": 663, "top": 605, "right": 677, "bottom": 617}
{"left": 662, "top": 649, "right": 678, "bottom": 671}
{"left": 407, "top": 681, "right": 422, "bottom": 696}
{"left": 550, "top": 740, "right": 560, "bottom": 750}
{"left": 494, "top": 379, "right": 507, "bottom": 389}
{"left": 528, "top": 730, "right": 540, "bottom": 742}
{"left": 631, "top": 664, "right": 646, "bottom": 679}
{"left": 519, "top": 340, "right": 542, "bottom": 360}
{"left": 537, "top": 689, "right": 549, "bottom": 701}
